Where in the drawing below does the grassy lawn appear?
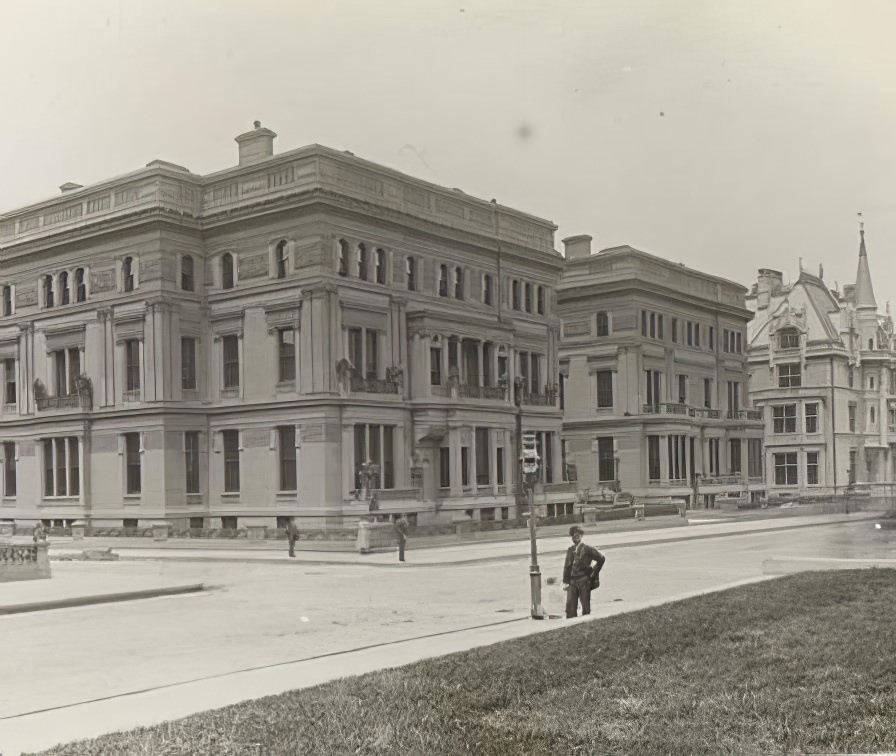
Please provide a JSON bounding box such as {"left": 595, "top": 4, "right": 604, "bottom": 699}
{"left": 30, "top": 569, "right": 896, "bottom": 755}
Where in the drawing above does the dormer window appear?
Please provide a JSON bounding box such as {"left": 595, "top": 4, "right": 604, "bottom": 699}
{"left": 778, "top": 329, "right": 799, "bottom": 349}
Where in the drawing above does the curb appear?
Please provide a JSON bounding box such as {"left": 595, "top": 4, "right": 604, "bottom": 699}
{"left": 0, "top": 583, "right": 206, "bottom": 615}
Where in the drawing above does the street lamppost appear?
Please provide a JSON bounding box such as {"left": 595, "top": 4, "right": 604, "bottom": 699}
{"left": 521, "top": 432, "right": 545, "bottom": 619}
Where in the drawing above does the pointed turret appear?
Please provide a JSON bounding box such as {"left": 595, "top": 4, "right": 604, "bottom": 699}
{"left": 855, "top": 225, "right": 877, "bottom": 310}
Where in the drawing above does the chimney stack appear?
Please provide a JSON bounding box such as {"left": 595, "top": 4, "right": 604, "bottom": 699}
{"left": 235, "top": 121, "right": 277, "bottom": 166}
{"left": 755, "top": 268, "right": 783, "bottom": 310}
{"left": 562, "top": 235, "right": 593, "bottom": 260}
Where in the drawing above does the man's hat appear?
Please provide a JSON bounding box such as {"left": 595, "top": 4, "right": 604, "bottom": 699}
{"left": 569, "top": 525, "right": 584, "bottom": 536}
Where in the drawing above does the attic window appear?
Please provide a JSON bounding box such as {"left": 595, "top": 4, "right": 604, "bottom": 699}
{"left": 778, "top": 329, "right": 799, "bottom": 349}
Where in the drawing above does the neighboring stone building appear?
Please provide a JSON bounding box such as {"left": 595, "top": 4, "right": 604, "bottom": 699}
{"left": 556, "top": 237, "right": 764, "bottom": 507}
{"left": 0, "top": 123, "right": 563, "bottom": 530}
{"left": 747, "top": 228, "right": 896, "bottom": 495}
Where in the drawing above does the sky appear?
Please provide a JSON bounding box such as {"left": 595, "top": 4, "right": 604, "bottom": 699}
{"left": 1, "top": 0, "right": 895, "bottom": 303}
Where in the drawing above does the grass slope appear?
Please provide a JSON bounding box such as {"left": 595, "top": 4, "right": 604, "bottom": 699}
{"left": 28, "top": 569, "right": 896, "bottom": 755}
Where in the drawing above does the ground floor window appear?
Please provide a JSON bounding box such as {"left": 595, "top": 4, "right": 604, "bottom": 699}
{"left": 774, "top": 452, "right": 798, "bottom": 485}
{"left": 184, "top": 431, "right": 200, "bottom": 494}
{"left": 3, "top": 441, "right": 15, "bottom": 496}
{"left": 806, "top": 451, "right": 819, "bottom": 485}
{"left": 278, "top": 426, "right": 297, "bottom": 491}
{"left": 124, "top": 433, "right": 141, "bottom": 494}
{"left": 44, "top": 437, "right": 79, "bottom": 497}
{"left": 354, "top": 424, "right": 395, "bottom": 490}
{"left": 223, "top": 430, "right": 240, "bottom": 492}
{"left": 748, "top": 439, "right": 763, "bottom": 478}
{"left": 647, "top": 436, "right": 660, "bottom": 481}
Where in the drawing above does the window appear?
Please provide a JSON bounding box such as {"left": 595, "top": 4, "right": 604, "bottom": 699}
{"left": 125, "top": 340, "right": 140, "bottom": 394}
{"left": 59, "top": 271, "right": 70, "bottom": 305}
{"left": 406, "top": 257, "right": 416, "bottom": 291}
{"left": 677, "top": 374, "right": 687, "bottom": 405}
{"left": 647, "top": 436, "right": 660, "bottom": 481}
{"left": 184, "top": 431, "right": 200, "bottom": 494}
{"left": 222, "top": 335, "right": 240, "bottom": 389}
{"left": 704, "top": 378, "right": 712, "bottom": 409}
{"left": 645, "top": 370, "right": 662, "bottom": 407}
{"left": 848, "top": 403, "right": 857, "bottom": 432}
{"left": 496, "top": 446, "right": 505, "bottom": 485}
{"left": 357, "top": 244, "right": 368, "bottom": 280}
{"left": 596, "top": 311, "right": 609, "bottom": 337}
{"left": 537, "top": 286, "right": 545, "bottom": 315}
{"left": 181, "top": 255, "right": 195, "bottom": 291}
{"left": 122, "top": 257, "right": 135, "bottom": 292}
{"left": 44, "top": 437, "right": 79, "bottom": 497}
{"left": 748, "top": 439, "right": 763, "bottom": 478}
{"left": 805, "top": 403, "right": 818, "bottom": 434}
{"left": 778, "top": 328, "right": 799, "bottom": 349}
{"left": 483, "top": 274, "right": 493, "bottom": 306}
{"left": 774, "top": 452, "right": 798, "bottom": 485}
{"left": 353, "top": 424, "right": 395, "bottom": 490}
{"left": 439, "top": 446, "right": 450, "bottom": 488}
{"left": 658, "top": 315, "right": 664, "bottom": 340}
{"left": 596, "top": 437, "right": 615, "bottom": 482}
{"left": 123, "top": 433, "right": 141, "bottom": 494}
{"left": 524, "top": 282, "right": 532, "bottom": 313}
{"left": 75, "top": 268, "right": 86, "bottom": 302}
{"left": 181, "top": 338, "right": 197, "bottom": 390}
{"left": 693, "top": 323, "right": 700, "bottom": 347}
{"left": 275, "top": 241, "right": 288, "bottom": 279}
{"left": 438, "top": 265, "right": 449, "bottom": 297}
{"left": 4, "top": 358, "right": 16, "bottom": 405}
{"left": 870, "top": 376, "right": 875, "bottom": 390}
{"left": 53, "top": 348, "right": 80, "bottom": 396}
{"left": 430, "top": 345, "right": 442, "bottom": 385}
{"left": 709, "top": 327, "right": 715, "bottom": 351}
{"left": 671, "top": 318, "right": 678, "bottom": 343}
{"left": 778, "top": 363, "right": 801, "bottom": 387}
{"left": 2, "top": 284, "right": 12, "bottom": 315}
{"left": 3, "top": 442, "right": 15, "bottom": 496}
{"left": 221, "top": 253, "right": 234, "bottom": 289}
{"left": 278, "top": 426, "right": 297, "bottom": 491}
{"left": 667, "top": 435, "right": 688, "bottom": 481}
{"left": 338, "top": 240, "right": 349, "bottom": 277}
{"left": 686, "top": 321, "right": 693, "bottom": 345}
{"left": 278, "top": 329, "right": 296, "bottom": 383}
{"left": 773, "top": 404, "right": 797, "bottom": 433}
{"left": 223, "top": 430, "right": 240, "bottom": 492}
{"left": 512, "top": 280, "right": 520, "bottom": 310}
{"left": 596, "top": 371, "right": 613, "bottom": 408}
{"left": 43, "top": 275, "right": 54, "bottom": 307}
{"left": 375, "top": 249, "right": 386, "bottom": 284}
{"left": 475, "top": 427, "right": 490, "bottom": 486}
{"left": 806, "top": 451, "right": 819, "bottom": 485}
{"left": 708, "top": 438, "right": 720, "bottom": 476}
{"left": 728, "top": 439, "right": 742, "bottom": 474}
{"left": 727, "top": 381, "right": 741, "bottom": 413}
{"left": 454, "top": 267, "right": 464, "bottom": 299}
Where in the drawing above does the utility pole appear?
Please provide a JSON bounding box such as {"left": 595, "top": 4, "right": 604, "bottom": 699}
{"left": 521, "top": 431, "right": 545, "bottom": 619}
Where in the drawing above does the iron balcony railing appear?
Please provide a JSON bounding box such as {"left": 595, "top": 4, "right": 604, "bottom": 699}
{"left": 350, "top": 377, "right": 400, "bottom": 394}
{"left": 36, "top": 393, "right": 91, "bottom": 411}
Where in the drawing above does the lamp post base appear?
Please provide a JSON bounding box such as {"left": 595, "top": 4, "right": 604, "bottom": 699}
{"left": 530, "top": 564, "right": 545, "bottom": 619}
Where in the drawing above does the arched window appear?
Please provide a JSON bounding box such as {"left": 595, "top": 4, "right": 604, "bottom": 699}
{"left": 438, "top": 265, "right": 448, "bottom": 297}
{"left": 221, "top": 253, "right": 234, "bottom": 290}
{"left": 275, "top": 240, "right": 288, "bottom": 279}
{"left": 406, "top": 256, "right": 416, "bottom": 291}
{"left": 75, "top": 268, "right": 86, "bottom": 302}
{"left": 524, "top": 282, "right": 532, "bottom": 313}
{"left": 537, "top": 286, "right": 545, "bottom": 315}
{"left": 778, "top": 328, "right": 799, "bottom": 349}
{"left": 869, "top": 338, "right": 874, "bottom": 351}
{"left": 357, "top": 243, "right": 367, "bottom": 280}
{"left": 375, "top": 248, "right": 386, "bottom": 284}
{"left": 483, "top": 274, "right": 493, "bottom": 306}
{"left": 43, "top": 275, "right": 54, "bottom": 307}
{"left": 596, "top": 311, "right": 609, "bottom": 336}
{"left": 122, "top": 257, "right": 134, "bottom": 292}
{"left": 59, "top": 271, "right": 70, "bottom": 305}
{"left": 181, "top": 255, "right": 194, "bottom": 291}
{"left": 454, "top": 267, "right": 464, "bottom": 299}
{"left": 338, "top": 240, "right": 349, "bottom": 277}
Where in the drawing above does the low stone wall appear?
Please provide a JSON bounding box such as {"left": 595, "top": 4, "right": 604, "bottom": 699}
{"left": 0, "top": 541, "right": 51, "bottom": 582}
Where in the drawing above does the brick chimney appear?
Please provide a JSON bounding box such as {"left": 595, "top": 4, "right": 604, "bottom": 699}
{"left": 235, "top": 121, "right": 277, "bottom": 166}
{"left": 562, "top": 235, "right": 593, "bottom": 260}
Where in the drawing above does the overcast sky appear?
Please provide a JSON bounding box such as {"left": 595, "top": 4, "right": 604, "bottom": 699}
{"left": 2, "top": 0, "right": 894, "bottom": 303}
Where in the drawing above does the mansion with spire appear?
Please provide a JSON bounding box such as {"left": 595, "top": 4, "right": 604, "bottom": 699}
{"left": 747, "top": 228, "right": 896, "bottom": 495}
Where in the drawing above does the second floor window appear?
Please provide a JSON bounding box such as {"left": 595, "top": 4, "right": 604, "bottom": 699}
{"left": 181, "top": 255, "right": 195, "bottom": 291}
{"left": 54, "top": 348, "right": 81, "bottom": 396}
{"left": 43, "top": 275, "right": 54, "bottom": 308}
{"left": 276, "top": 241, "right": 288, "bottom": 279}
{"left": 430, "top": 346, "right": 442, "bottom": 385}
{"left": 438, "top": 265, "right": 449, "bottom": 297}
{"left": 125, "top": 340, "right": 140, "bottom": 393}
{"left": 278, "top": 329, "right": 296, "bottom": 382}
{"left": 357, "top": 244, "right": 368, "bottom": 280}
{"left": 59, "top": 272, "right": 70, "bottom": 305}
{"left": 483, "top": 274, "right": 493, "bottom": 306}
{"left": 122, "top": 257, "right": 135, "bottom": 292}
{"left": 512, "top": 280, "right": 520, "bottom": 310}
{"left": 375, "top": 248, "right": 386, "bottom": 284}
{"left": 181, "top": 338, "right": 197, "bottom": 390}
{"left": 221, "top": 253, "right": 234, "bottom": 289}
{"left": 524, "top": 282, "right": 532, "bottom": 313}
{"left": 406, "top": 257, "right": 417, "bottom": 291}
{"left": 596, "top": 370, "right": 613, "bottom": 408}
{"left": 596, "top": 311, "right": 609, "bottom": 336}
{"left": 537, "top": 286, "right": 545, "bottom": 315}
{"left": 347, "top": 327, "right": 379, "bottom": 381}
{"left": 4, "top": 358, "right": 16, "bottom": 405}
{"left": 805, "top": 402, "right": 818, "bottom": 434}
{"left": 222, "top": 335, "right": 239, "bottom": 389}
{"left": 778, "top": 363, "right": 801, "bottom": 388}
{"left": 75, "top": 268, "right": 86, "bottom": 302}
{"left": 773, "top": 404, "right": 797, "bottom": 433}
{"left": 454, "top": 267, "right": 464, "bottom": 299}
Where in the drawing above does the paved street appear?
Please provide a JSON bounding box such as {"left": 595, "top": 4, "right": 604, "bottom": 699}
{"left": 1, "top": 512, "right": 894, "bottom": 755}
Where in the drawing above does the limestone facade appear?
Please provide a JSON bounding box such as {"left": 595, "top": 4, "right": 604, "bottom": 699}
{"left": 0, "top": 124, "right": 563, "bottom": 529}
{"left": 557, "top": 238, "right": 765, "bottom": 506}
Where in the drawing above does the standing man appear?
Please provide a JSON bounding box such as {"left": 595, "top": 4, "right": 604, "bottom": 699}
{"left": 394, "top": 513, "right": 409, "bottom": 562}
{"left": 285, "top": 516, "right": 299, "bottom": 558}
{"left": 562, "top": 525, "right": 606, "bottom": 618}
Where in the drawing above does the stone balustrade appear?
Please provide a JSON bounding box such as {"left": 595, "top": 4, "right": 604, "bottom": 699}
{"left": 0, "top": 541, "right": 51, "bottom": 582}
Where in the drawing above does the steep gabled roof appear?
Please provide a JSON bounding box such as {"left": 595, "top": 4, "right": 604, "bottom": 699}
{"left": 855, "top": 228, "right": 877, "bottom": 309}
